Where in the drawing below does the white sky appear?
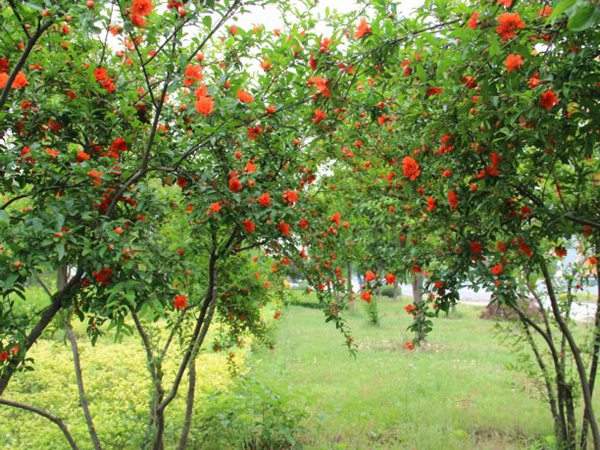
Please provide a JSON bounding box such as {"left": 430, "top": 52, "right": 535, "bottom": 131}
{"left": 235, "top": 0, "right": 425, "bottom": 33}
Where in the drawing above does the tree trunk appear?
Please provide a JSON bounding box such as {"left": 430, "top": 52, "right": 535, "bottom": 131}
{"left": 540, "top": 260, "right": 600, "bottom": 450}
{"left": 346, "top": 262, "right": 354, "bottom": 310}
{"left": 581, "top": 249, "right": 600, "bottom": 450}
{"left": 176, "top": 346, "right": 197, "bottom": 450}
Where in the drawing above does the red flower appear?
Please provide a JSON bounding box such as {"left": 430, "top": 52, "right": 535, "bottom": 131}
{"left": 518, "top": 238, "right": 533, "bottom": 258}
{"left": 385, "top": 273, "right": 396, "bottom": 285}
{"left": 172, "top": 294, "right": 188, "bottom": 310}
{"left": 528, "top": 72, "right": 541, "bottom": 89}
{"left": 330, "top": 212, "right": 341, "bottom": 225}
{"left": 76, "top": 150, "right": 90, "bottom": 162}
{"left": 260, "top": 59, "right": 272, "bottom": 72}
{"left": 402, "top": 156, "right": 421, "bottom": 180}
{"left": 88, "top": 169, "right": 103, "bottom": 186}
{"left": 177, "top": 177, "right": 188, "bottom": 189}
{"left": 307, "top": 76, "right": 331, "bottom": 97}
{"left": 447, "top": 190, "right": 458, "bottom": 210}
{"left": 361, "top": 291, "right": 372, "bottom": 303}
{"left": 282, "top": 190, "right": 299, "bottom": 205}
{"left": 247, "top": 125, "right": 262, "bottom": 140}
{"left": 490, "top": 263, "right": 504, "bottom": 276}
{"left": 319, "top": 37, "right": 332, "bottom": 53}
{"left": 0, "top": 57, "right": 8, "bottom": 73}
{"left": 298, "top": 218, "right": 310, "bottom": 229}
{"left": 132, "top": 0, "right": 153, "bottom": 16}
{"left": 245, "top": 161, "right": 257, "bottom": 174}
{"left": 540, "top": 89, "right": 559, "bottom": 110}
{"left": 496, "top": 13, "right": 525, "bottom": 42}
{"left": 470, "top": 241, "right": 483, "bottom": 256}
{"left": 539, "top": 5, "right": 553, "bottom": 17}
{"left": 13, "top": 71, "right": 27, "bottom": 89}
{"left": 426, "top": 86, "right": 443, "bottom": 97}
{"left": 504, "top": 53, "right": 524, "bottom": 72}
{"left": 258, "top": 193, "right": 271, "bottom": 207}
{"left": 467, "top": 12, "right": 480, "bottom": 30}
{"left": 434, "top": 280, "right": 445, "bottom": 289}
{"left": 404, "top": 341, "right": 415, "bottom": 351}
{"left": 278, "top": 221, "right": 291, "bottom": 236}
{"left": 237, "top": 89, "right": 254, "bottom": 104}
{"left": 364, "top": 270, "right": 377, "bottom": 282}
{"left": 0, "top": 351, "right": 8, "bottom": 362}
{"left": 184, "top": 64, "right": 203, "bottom": 85}
{"left": 228, "top": 176, "right": 242, "bottom": 193}
{"left": 496, "top": 241, "right": 507, "bottom": 253}
{"left": 242, "top": 219, "right": 256, "bottom": 233}
{"left": 208, "top": 201, "right": 222, "bottom": 213}
{"left": 497, "top": 0, "right": 512, "bottom": 7}
{"left": 404, "top": 303, "right": 417, "bottom": 314}
{"left": 426, "top": 196, "right": 437, "bottom": 212}
{"left": 195, "top": 96, "right": 214, "bottom": 116}
{"left": 93, "top": 267, "right": 113, "bottom": 285}
{"left": 312, "top": 108, "right": 327, "bottom": 124}
{"left": 463, "top": 75, "right": 477, "bottom": 88}
{"left": 555, "top": 246, "right": 567, "bottom": 258}
{"left": 94, "top": 67, "right": 116, "bottom": 92}
{"left": 110, "top": 137, "right": 128, "bottom": 154}
{"left": 355, "top": 18, "right": 372, "bottom": 39}
{"left": 0, "top": 71, "right": 27, "bottom": 89}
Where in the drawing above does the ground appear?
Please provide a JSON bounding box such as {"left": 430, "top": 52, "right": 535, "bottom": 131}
{"left": 2, "top": 292, "right": 599, "bottom": 449}
{"left": 249, "top": 297, "right": 596, "bottom": 450}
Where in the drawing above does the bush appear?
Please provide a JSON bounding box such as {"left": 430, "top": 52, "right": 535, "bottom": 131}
{"left": 364, "top": 298, "right": 380, "bottom": 326}
{"left": 379, "top": 285, "right": 399, "bottom": 298}
{"left": 190, "top": 377, "right": 306, "bottom": 450}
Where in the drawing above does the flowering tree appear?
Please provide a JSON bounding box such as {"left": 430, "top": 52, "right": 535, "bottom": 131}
{"left": 311, "top": 0, "right": 600, "bottom": 448}
{"left": 0, "top": 0, "right": 363, "bottom": 448}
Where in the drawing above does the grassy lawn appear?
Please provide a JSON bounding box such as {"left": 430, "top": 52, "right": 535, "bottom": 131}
{"left": 248, "top": 297, "right": 574, "bottom": 450}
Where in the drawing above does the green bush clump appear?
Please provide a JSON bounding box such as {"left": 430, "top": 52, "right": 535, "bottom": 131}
{"left": 379, "top": 285, "right": 399, "bottom": 298}
{"left": 190, "top": 377, "right": 306, "bottom": 450}
{"left": 364, "top": 298, "right": 380, "bottom": 326}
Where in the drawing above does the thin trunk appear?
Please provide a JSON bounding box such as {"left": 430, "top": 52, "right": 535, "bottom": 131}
{"left": 346, "top": 262, "right": 354, "bottom": 310}
{"left": 0, "top": 268, "right": 83, "bottom": 396}
{"left": 66, "top": 319, "right": 102, "bottom": 450}
{"left": 509, "top": 295, "right": 569, "bottom": 443}
{"left": 561, "top": 281, "right": 577, "bottom": 449}
{"left": 540, "top": 260, "right": 600, "bottom": 450}
{"left": 151, "top": 247, "right": 219, "bottom": 450}
{"left": 412, "top": 273, "right": 425, "bottom": 340}
{"left": 581, "top": 250, "right": 600, "bottom": 450}
{"left": 131, "top": 310, "right": 164, "bottom": 450}
{"left": 176, "top": 343, "right": 197, "bottom": 450}
{"left": 521, "top": 320, "right": 562, "bottom": 441}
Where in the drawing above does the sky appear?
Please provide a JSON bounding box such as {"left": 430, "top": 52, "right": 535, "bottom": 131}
{"left": 235, "top": 0, "right": 426, "bottom": 33}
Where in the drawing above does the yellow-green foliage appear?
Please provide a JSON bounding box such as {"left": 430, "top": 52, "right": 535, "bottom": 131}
{"left": 0, "top": 323, "right": 246, "bottom": 450}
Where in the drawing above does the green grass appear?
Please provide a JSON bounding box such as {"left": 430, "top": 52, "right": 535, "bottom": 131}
{"left": 248, "top": 298, "right": 570, "bottom": 450}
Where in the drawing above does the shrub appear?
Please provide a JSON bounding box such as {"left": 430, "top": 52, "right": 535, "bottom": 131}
{"left": 364, "top": 298, "right": 380, "bottom": 326}
{"left": 379, "top": 285, "right": 399, "bottom": 298}
{"left": 190, "top": 377, "right": 306, "bottom": 450}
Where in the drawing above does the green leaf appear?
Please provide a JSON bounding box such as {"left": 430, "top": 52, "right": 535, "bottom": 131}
{"left": 57, "top": 243, "right": 65, "bottom": 261}
{"left": 0, "top": 210, "right": 9, "bottom": 225}
{"left": 202, "top": 15, "right": 212, "bottom": 29}
{"left": 567, "top": 5, "right": 598, "bottom": 31}
{"left": 549, "top": 0, "right": 576, "bottom": 21}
